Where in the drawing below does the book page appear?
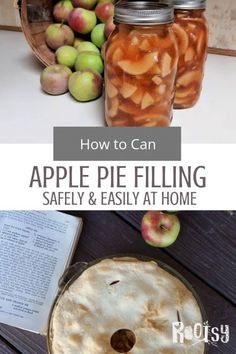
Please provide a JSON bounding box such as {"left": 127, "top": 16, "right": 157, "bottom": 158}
{"left": 0, "top": 211, "right": 82, "bottom": 334}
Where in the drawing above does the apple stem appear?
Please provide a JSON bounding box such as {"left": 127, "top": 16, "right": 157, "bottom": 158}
{"left": 160, "top": 224, "right": 168, "bottom": 231}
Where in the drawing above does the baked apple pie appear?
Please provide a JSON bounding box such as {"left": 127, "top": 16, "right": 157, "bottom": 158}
{"left": 49, "top": 257, "right": 205, "bottom": 353}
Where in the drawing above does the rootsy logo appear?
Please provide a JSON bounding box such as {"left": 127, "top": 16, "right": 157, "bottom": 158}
{"left": 172, "top": 322, "right": 229, "bottom": 347}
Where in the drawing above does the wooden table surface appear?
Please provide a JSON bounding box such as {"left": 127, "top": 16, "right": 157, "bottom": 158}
{"left": 0, "top": 211, "right": 235, "bottom": 353}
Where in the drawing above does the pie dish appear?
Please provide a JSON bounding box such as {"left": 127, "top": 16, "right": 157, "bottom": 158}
{"left": 48, "top": 256, "right": 206, "bottom": 354}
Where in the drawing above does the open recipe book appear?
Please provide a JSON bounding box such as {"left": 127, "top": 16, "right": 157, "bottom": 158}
{"left": 0, "top": 211, "right": 83, "bottom": 334}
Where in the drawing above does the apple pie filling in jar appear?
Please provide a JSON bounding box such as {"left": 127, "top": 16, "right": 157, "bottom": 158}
{"left": 105, "top": 2, "right": 178, "bottom": 127}
{"left": 173, "top": 0, "right": 208, "bottom": 109}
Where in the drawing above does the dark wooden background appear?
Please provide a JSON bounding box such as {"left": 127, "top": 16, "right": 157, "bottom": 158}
{"left": 0, "top": 211, "right": 235, "bottom": 353}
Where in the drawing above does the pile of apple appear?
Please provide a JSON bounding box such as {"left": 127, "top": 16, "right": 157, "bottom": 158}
{"left": 40, "top": 0, "right": 116, "bottom": 101}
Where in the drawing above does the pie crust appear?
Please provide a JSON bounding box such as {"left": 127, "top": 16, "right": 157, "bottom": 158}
{"left": 50, "top": 257, "right": 205, "bottom": 353}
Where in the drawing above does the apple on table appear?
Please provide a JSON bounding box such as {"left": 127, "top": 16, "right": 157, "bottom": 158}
{"left": 141, "top": 211, "right": 180, "bottom": 248}
{"left": 40, "top": 64, "right": 72, "bottom": 95}
{"left": 69, "top": 69, "right": 103, "bottom": 101}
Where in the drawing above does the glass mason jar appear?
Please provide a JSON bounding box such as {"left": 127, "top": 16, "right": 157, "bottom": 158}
{"left": 173, "top": 0, "right": 208, "bottom": 109}
{"left": 105, "top": 2, "right": 178, "bottom": 127}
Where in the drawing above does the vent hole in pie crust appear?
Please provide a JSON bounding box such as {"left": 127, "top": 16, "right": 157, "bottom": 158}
{"left": 109, "top": 280, "right": 120, "bottom": 286}
{"left": 110, "top": 329, "right": 136, "bottom": 353}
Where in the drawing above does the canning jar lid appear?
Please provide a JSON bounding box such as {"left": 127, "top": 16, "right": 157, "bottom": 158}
{"left": 114, "top": 2, "right": 174, "bottom": 25}
{"left": 173, "top": 0, "right": 206, "bottom": 10}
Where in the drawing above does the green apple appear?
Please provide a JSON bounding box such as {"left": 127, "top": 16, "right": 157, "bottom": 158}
{"left": 75, "top": 51, "right": 103, "bottom": 74}
{"left": 56, "top": 45, "right": 78, "bottom": 68}
{"left": 77, "top": 41, "right": 100, "bottom": 54}
{"left": 91, "top": 23, "right": 106, "bottom": 48}
{"left": 69, "top": 69, "right": 103, "bottom": 101}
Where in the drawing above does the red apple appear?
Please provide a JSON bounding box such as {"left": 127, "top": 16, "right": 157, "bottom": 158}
{"left": 141, "top": 211, "right": 180, "bottom": 248}
{"left": 68, "top": 8, "right": 97, "bottom": 34}
{"left": 53, "top": 0, "right": 74, "bottom": 22}
{"left": 95, "top": 1, "right": 114, "bottom": 23}
{"left": 104, "top": 16, "right": 115, "bottom": 38}
{"left": 40, "top": 64, "right": 72, "bottom": 95}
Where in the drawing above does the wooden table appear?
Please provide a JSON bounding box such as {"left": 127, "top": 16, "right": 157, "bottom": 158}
{"left": 0, "top": 211, "right": 235, "bottom": 353}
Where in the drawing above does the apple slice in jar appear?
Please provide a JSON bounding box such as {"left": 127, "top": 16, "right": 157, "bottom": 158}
{"left": 130, "top": 87, "right": 144, "bottom": 105}
{"left": 185, "top": 47, "right": 195, "bottom": 62}
{"left": 120, "top": 82, "right": 138, "bottom": 99}
{"left": 134, "top": 113, "right": 169, "bottom": 126}
{"left": 108, "top": 97, "right": 119, "bottom": 118}
{"left": 175, "top": 85, "right": 196, "bottom": 98}
{"left": 131, "top": 36, "right": 139, "bottom": 46}
{"left": 139, "top": 39, "right": 150, "bottom": 51}
{"left": 152, "top": 75, "right": 163, "bottom": 85}
{"left": 141, "top": 92, "right": 155, "bottom": 110}
{"left": 174, "top": 97, "right": 187, "bottom": 105}
{"left": 157, "top": 84, "right": 167, "bottom": 95}
{"left": 128, "top": 29, "right": 140, "bottom": 38}
{"left": 110, "top": 77, "right": 123, "bottom": 88}
{"left": 119, "top": 102, "right": 143, "bottom": 116}
{"left": 106, "top": 80, "right": 118, "bottom": 98}
{"left": 196, "top": 32, "right": 206, "bottom": 56}
{"left": 161, "top": 52, "right": 172, "bottom": 77}
{"left": 173, "top": 23, "right": 189, "bottom": 56}
{"left": 151, "top": 64, "right": 162, "bottom": 75}
{"left": 181, "top": 17, "right": 206, "bottom": 26}
{"left": 177, "top": 70, "right": 201, "bottom": 87}
{"left": 112, "top": 48, "right": 124, "bottom": 64}
{"left": 141, "top": 121, "right": 160, "bottom": 127}
{"left": 106, "top": 40, "right": 125, "bottom": 62}
{"left": 111, "top": 118, "right": 130, "bottom": 126}
{"left": 117, "top": 52, "right": 158, "bottom": 75}
{"left": 186, "top": 23, "right": 197, "bottom": 31}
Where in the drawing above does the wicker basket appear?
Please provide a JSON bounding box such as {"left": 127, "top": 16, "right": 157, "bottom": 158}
{"left": 21, "top": 0, "right": 56, "bottom": 66}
